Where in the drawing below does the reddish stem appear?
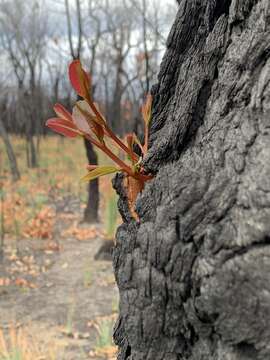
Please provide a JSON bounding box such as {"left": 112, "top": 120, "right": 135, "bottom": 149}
{"left": 84, "top": 134, "right": 151, "bottom": 183}
{"left": 84, "top": 134, "right": 134, "bottom": 177}
{"left": 105, "top": 127, "right": 139, "bottom": 162}
{"left": 143, "top": 124, "right": 149, "bottom": 154}
{"left": 85, "top": 98, "right": 139, "bottom": 162}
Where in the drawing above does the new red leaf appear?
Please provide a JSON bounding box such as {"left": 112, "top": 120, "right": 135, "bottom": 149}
{"left": 69, "top": 60, "right": 90, "bottom": 99}
{"left": 53, "top": 103, "right": 73, "bottom": 122}
{"left": 46, "top": 118, "right": 79, "bottom": 138}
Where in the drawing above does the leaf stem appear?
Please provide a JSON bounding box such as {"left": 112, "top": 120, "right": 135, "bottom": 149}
{"left": 143, "top": 125, "right": 149, "bottom": 154}
{"left": 84, "top": 134, "right": 133, "bottom": 177}
{"left": 105, "top": 127, "right": 139, "bottom": 162}
{"left": 86, "top": 99, "right": 139, "bottom": 162}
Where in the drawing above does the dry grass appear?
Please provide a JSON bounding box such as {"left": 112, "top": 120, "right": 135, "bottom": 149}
{"left": 0, "top": 136, "right": 120, "bottom": 359}
{"left": 0, "top": 325, "right": 58, "bottom": 360}
{"left": 0, "top": 135, "right": 119, "bottom": 240}
{"left": 88, "top": 315, "right": 118, "bottom": 360}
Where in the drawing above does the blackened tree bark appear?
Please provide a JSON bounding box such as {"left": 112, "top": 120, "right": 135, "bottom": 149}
{"left": 83, "top": 138, "right": 99, "bottom": 223}
{"left": 113, "top": 1, "right": 270, "bottom": 359}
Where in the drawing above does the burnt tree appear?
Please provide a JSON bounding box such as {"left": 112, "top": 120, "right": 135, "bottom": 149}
{"left": 113, "top": 1, "right": 270, "bottom": 359}
{"left": 83, "top": 138, "right": 99, "bottom": 223}
{"left": 0, "top": 117, "right": 20, "bottom": 182}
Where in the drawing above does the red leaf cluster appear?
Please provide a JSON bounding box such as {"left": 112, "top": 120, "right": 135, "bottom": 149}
{"left": 46, "top": 60, "right": 154, "bottom": 220}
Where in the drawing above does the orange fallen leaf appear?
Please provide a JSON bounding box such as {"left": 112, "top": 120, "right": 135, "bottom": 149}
{"left": 90, "top": 345, "right": 117, "bottom": 358}
{"left": 15, "top": 278, "right": 37, "bottom": 288}
{"left": 61, "top": 223, "right": 102, "bottom": 241}
{"left": 0, "top": 278, "right": 11, "bottom": 286}
{"left": 44, "top": 241, "right": 60, "bottom": 251}
{"left": 23, "top": 206, "right": 55, "bottom": 239}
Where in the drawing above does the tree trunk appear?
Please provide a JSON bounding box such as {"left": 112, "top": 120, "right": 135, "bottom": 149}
{"left": 109, "top": 53, "right": 124, "bottom": 136}
{"left": 24, "top": 94, "right": 38, "bottom": 169}
{"left": 0, "top": 118, "right": 20, "bottom": 182}
{"left": 29, "top": 133, "right": 38, "bottom": 168}
{"left": 113, "top": 1, "right": 270, "bottom": 359}
{"left": 83, "top": 138, "right": 99, "bottom": 223}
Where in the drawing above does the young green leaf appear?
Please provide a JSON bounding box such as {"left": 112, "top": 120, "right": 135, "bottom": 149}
{"left": 81, "top": 166, "right": 120, "bottom": 182}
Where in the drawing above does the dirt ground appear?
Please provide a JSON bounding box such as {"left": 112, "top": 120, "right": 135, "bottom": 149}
{"left": 0, "top": 196, "right": 118, "bottom": 360}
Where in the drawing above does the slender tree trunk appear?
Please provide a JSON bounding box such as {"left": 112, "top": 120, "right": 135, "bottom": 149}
{"left": 23, "top": 95, "right": 38, "bottom": 168}
{"left": 0, "top": 118, "right": 20, "bottom": 182}
{"left": 26, "top": 138, "right": 30, "bottom": 168}
{"left": 29, "top": 133, "right": 38, "bottom": 168}
{"left": 83, "top": 138, "right": 99, "bottom": 223}
{"left": 113, "top": 1, "right": 270, "bottom": 359}
{"left": 28, "top": 66, "right": 39, "bottom": 168}
{"left": 142, "top": 0, "right": 150, "bottom": 93}
{"left": 25, "top": 133, "right": 38, "bottom": 168}
{"left": 0, "top": 187, "right": 4, "bottom": 261}
{"left": 110, "top": 54, "right": 124, "bottom": 136}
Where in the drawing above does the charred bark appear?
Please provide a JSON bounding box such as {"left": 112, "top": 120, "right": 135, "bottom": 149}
{"left": 113, "top": 1, "right": 270, "bottom": 359}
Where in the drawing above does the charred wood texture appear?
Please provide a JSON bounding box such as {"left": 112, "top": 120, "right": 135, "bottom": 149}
{"left": 113, "top": 1, "right": 270, "bottom": 359}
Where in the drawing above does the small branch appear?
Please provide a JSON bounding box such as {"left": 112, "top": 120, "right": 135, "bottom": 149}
{"left": 65, "top": 0, "right": 75, "bottom": 59}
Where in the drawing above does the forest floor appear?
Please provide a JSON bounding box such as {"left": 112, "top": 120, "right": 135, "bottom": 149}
{"left": 0, "top": 137, "right": 120, "bottom": 359}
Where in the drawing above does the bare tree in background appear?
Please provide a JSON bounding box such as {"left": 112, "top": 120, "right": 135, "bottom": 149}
{"left": 0, "top": 0, "right": 48, "bottom": 168}
{"left": 99, "top": 0, "right": 143, "bottom": 136}
{"left": 129, "top": 0, "right": 170, "bottom": 94}
{"left": 98, "top": 0, "right": 173, "bottom": 136}
{"left": 0, "top": 99, "right": 20, "bottom": 181}
{"left": 64, "top": 0, "right": 100, "bottom": 223}
{"left": 0, "top": 0, "right": 177, "bottom": 197}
